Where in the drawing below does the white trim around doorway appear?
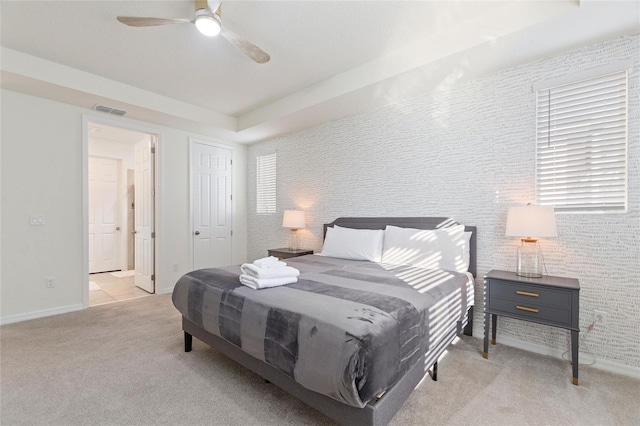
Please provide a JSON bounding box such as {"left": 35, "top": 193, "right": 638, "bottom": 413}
{"left": 81, "top": 115, "right": 162, "bottom": 309}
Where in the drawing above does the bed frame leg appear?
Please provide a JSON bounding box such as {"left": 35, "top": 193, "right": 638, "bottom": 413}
{"left": 429, "top": 362, "right": 438, "bottom": 381}
{"left": 463, "top": 306, "right": 474, "bottom": 336}
{"left": 184, "top": 332, "right": 192, "bottom": 352}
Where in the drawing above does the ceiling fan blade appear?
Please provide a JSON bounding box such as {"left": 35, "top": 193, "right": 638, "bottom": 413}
{"left": 117, "top": 16, "right": 191, "bottom": 27}
{"left": 207, "top": 0, "right": 222, "bottom": 13}
{"left": 220, "top": 27, "right": 270, "bottom": 64}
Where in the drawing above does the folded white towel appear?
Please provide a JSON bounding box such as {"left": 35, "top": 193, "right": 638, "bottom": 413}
{"left": 253, "top": 256, "right": 287, "bottom": 269}
{"left": 239, "top": 274, "right": 298, "bottom": 290}
{"left": 241, "top": 263, "right": 300, "bottom": 279}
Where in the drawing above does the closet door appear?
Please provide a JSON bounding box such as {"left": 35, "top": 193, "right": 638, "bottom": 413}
{"left": 191, "top": 141, "right": 233, "bottom": 270}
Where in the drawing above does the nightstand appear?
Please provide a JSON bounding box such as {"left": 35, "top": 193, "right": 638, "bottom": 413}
{"left": 267, "top": 248, "right": 313, "bottom": 260}
{"left": 483, "top": 270, "right": 580, "bottom": 385}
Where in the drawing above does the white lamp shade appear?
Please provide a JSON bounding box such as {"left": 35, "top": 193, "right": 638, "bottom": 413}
{"left": 505, "top": 205, "right": 557, "bottom": 238}
{"left": 282, "top": 210, "right": 305, "bottom": 229}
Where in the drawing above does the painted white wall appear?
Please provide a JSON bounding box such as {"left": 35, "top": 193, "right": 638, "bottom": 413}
{"left": 0, "top": 89, "right": 248, "bottom": 323}
{"left": 0, "top": 90, "right": 2, "bottom": 317}
{"left": 89, "top": 138, "right": 137, "bottom": 271}
{"left": 155, "top": 126, "right": 247, "bottom": 294}
{"left": 89, "top": 139, "right": 136, "bottom": 168}
{"left": 1, "top": 90, "right": 85, "bottom": 321}
{"left": 247, "top": 34, "right": 640, "bottom": 373}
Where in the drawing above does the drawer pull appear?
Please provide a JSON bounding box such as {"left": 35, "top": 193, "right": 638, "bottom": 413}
{"left": 516, "top": 305, "right": 539, "bottom": 313}
{"left": 516, "top": 290, "right": 539, "bottom": 298}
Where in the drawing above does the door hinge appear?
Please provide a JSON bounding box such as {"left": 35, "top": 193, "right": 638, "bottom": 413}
{"left": 231, "top": 230, "right": 233, "bottom": 236}
{"left": 230, "top": 159, "right": 233, "bottom": 165}
{"left": 151, "top": 274, "right": 155, "bottom": 282}
{"left": 151, "top": 146, "right": 156, "bottom": 154}
{"left": 230, "top": 194, "right": 233, "bottom": 201}
{"left": 151, "top": 232, "right": 155, "bottom": 238}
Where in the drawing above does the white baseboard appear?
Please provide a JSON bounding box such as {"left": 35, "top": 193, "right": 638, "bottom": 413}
{"left": 155, "top": 285, "right": 174, "bottom": 295}
{"left": 480, "top": 334, "right": 640, "bottom": 379}
{"left": 0, "top": 303, "right": 85, "bottom": 325}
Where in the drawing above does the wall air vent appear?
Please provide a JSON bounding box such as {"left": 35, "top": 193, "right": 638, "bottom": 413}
{"left": 94, "top": 105, "right": 127, "bottom": 116}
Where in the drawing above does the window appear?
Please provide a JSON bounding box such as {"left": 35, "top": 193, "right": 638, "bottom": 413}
{"left": 535, "top": 70, "right": 628, "bottom": 212}
{"left": 256, "top": 153, "right": 276, "bottom": 214}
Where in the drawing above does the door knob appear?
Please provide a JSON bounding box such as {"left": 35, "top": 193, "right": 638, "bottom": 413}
{"left": 116, "top": 227, "right": 121, "bottom": 231}
{"left": 194, "top": 231, "right": 200, "bottom": 235}
{"left": 132, "top": 231, "right": 137, "bottom": 234}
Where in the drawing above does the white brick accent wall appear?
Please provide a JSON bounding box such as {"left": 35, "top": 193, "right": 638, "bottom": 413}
{"left": 248, "top": 34, "right": 640, "bottom": 370}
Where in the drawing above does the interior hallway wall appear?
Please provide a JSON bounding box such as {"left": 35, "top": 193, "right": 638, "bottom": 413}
{"left": 0, "top": 89, "right": 248, "bottom": 323}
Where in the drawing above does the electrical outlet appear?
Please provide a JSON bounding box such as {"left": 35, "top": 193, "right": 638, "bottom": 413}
{"left": 594, "top": 310, "right": 607, "bottom": 327}
{"left": 46, "top": 277, "right": 56, "bottom": 288}
{"left": 30, "top": 215, "right": 45, "bottom": 226}
{"left": 172, "top": 263, "right": 179, "bottom": 272}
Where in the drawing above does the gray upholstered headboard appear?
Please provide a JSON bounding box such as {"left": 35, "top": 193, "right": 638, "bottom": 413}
{"left": 323, "top": 217, "right": 477, "bottom": 278}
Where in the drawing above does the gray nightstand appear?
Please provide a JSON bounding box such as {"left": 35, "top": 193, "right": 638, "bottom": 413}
{"left": 483, "top": 270, "right": 580, "bottom": 385}
{"left": 267, "top": 248, "right": 313, "bottom": 260}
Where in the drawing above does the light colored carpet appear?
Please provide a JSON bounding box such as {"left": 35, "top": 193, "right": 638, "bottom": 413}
{"left": 88, "top": 281, "right": 101, "bottom": 292}
{"left": 1, "top": 295, "right": 639, "bottom": 425}
{"left": 110, "top": 270, "right": 135, "bottom": 278}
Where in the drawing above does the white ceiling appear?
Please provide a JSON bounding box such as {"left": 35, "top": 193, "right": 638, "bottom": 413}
{"left": 1, "top": 1, "right": 639, "bottom": 143}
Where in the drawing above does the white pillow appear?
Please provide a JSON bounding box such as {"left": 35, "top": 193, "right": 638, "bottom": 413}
{"left": 320, "top": 225, "right": 384, "bottom": 262}
{"left": 381, "top": 225, "right": 471, "bottom": 272}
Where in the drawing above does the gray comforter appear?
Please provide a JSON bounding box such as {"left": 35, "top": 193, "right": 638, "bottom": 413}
{"left": 172, "top": 255, "right": 474, "bottom": 408}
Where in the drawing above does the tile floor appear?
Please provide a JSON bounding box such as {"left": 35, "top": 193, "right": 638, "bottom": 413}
{"left": 89, "top": 272, "right": 153, "bottom": 306}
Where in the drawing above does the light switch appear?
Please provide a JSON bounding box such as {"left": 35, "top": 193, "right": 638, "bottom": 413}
{"left": 30, "top": 215, "right": 45, "bottom": 226}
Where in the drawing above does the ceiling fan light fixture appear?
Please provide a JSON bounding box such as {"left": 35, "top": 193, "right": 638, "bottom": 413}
{"left": 194, "top": 9, "right": 221, "bottom": 37}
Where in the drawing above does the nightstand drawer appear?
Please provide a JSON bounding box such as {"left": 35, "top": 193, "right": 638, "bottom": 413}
{"left": 490, "top": 279, "right": 571, "bottom": 309}
{"left": 490, "top": 297, "right": 572, "bottom": 327}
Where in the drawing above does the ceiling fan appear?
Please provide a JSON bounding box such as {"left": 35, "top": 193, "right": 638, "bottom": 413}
{"left": 117, "top": 0, "right": 270, "bottom": 64}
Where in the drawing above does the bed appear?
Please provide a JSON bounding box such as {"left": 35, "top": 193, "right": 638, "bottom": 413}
{"left": 172, "top": 217, "right": 477, "bottom": 426}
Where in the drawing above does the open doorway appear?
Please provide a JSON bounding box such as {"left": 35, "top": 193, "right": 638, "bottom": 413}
{"left": 84, "top": 119, "right": 157, "bottom": 306}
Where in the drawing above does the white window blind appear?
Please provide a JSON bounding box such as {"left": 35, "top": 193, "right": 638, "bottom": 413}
{"left": 256, "top": 153, "right": 276, "bottom": 214}
{"left": 536, "top": 70, "right": 628, "bottom": 212}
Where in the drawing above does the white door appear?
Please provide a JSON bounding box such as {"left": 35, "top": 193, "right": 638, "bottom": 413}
{"left": 191, "top": 142, "right": 232, "bottom": 270}
{"left": 134, "top": 137, "right": 155, "bottom": 293}
{"left": 88, "top": 157, "right": 121, "bottom": 273}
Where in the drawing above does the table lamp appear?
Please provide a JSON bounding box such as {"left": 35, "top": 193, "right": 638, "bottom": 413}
{"left": 505, "top": 204, "right": 557, "bottom": 278}
{"left": 282, "top": 209, "right": 305, "bottom": 251}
